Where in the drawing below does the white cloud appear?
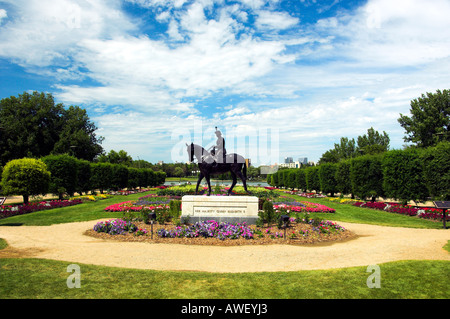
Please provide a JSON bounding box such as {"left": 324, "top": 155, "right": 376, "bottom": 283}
{"left": 1, "top": 0, "right": 449, "bottom": 164}
{"left": 52, "top": 2, "right": 295, "bottom": 109}
{"left": 0, "top": 0, "right": 135, "bottom": 67}
{"left": 0, "top": 9, "right": 7, "bottom": 23}
{"left": 315, "top": 0, "right": 450, "bottom": 67}
{"left": 255, "top": 10, "right": 299, "bottom": 30}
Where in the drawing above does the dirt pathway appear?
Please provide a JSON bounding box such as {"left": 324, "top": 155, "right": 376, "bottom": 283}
{"left": 0, "top": 220, "right": 448, "bottom": 273}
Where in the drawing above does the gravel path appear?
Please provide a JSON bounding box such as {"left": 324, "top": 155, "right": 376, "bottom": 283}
{"left": 0, "top": 220, "right": 448, "bottom": 273}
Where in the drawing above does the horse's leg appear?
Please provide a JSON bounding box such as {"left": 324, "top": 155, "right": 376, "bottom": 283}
{"left": 235, "top": 166, "right": 251, "bottom": 195}
{"left": 228, "top": 171, "right": 237, "bottom": 196}
{"left": 205, "top": 174, "right": 212, "bottom": 196}
{"left": 195, "top": 172, "right": 204, "bottom": 195}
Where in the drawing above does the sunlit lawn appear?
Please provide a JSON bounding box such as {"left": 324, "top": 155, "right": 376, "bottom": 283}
{"left": 0, "top": 189, "right": 448, "bottom": 299}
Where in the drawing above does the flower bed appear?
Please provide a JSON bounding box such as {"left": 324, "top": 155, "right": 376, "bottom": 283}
{"left": 104, "top": 200, "right": 170, "bottom": 213}
{"left": 108, "top": 189, "right": 151, "bottom": 196}
{"left": 0, "top": 199, "right": 83, "bottom": 219}
{"left": 273, "top": 201, "right": 336, "bottom": 214}
{"left": 87, "top": 215, "right": 354, "bottom": 246}
{"left": 70, "top": 194, "right": 111, "bottom": 202}
{"left": 157, "top": 220, "right": 254, "bottom": 240}
{"left": 93, "top": 219, "right": 147, "bottom": 236}
{"left": 156, "top": 185, "right": 279, "bottom": 198}
{"left": 351, "top": 201, "right": 449, "bottom": 221}
{"left": 92, "top": 192, "right": 350, "bottom": 245}
{"left": 326, "top": 197, "right": 359, "bottom": 205}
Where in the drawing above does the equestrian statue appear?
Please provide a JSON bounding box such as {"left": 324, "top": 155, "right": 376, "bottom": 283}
{"left": 186, "top": 127, "right": 251, "bottom": 196}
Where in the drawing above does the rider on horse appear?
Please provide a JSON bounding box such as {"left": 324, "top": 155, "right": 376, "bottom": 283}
{"left": 206, "top": 127, "right": 226, "bottom": 165}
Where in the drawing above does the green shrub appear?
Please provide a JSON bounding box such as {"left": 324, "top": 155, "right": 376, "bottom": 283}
{"left": 90, "top": 162, "right": 113, "bottom": 194}
{"left": 169, "top": 200, "right": 182, "bottom": 218}
{"left": 0, "top": 158, "right": 50, "bottom": 204}
{"left": 318, "top": 163, "right": 338, "bottom": 196}
{"left": 155, "top": 170, "right": 166, "bottom": 186}
{"left": 111, "top": 164, "right": 129, "bottom": 191}
{"left": 286, "top": 169, "right": 297, "bottom": 190}
{"left": 382, "top": 148, "right": 428, "bottom": 203}
{"left": 350, "top": 154, "right": 384, "bottom": 201}
{"left": 147, "top": 169, "right": 156, "bottom": 187}
{"left": 127, "top": 167, "right": 139, "bottom": 190}
{"left": 258, "top": 200, "right": 276, "bottom": 226}
{"left": 421, "top": 141, "right": 450, "bottom": 200}
{"left": 305, "top": 166, "right": 320, "bottom": 193}
{"left": 295, "top": 169, "right": 307, "bottom": 192}
{"left": 76, "top": 159, "right": 91, "bottom": 195}
{"left": 137, "top": 169, "right": 148, "bottom": 188}
{"left": 41, "top": 154, "right": 78, "bottom": 199}
{"left": 335, "top": 160, "right": 353, "bottom": 197}
{"left": 267, "top": 174, "right": 273, "bottom": 186}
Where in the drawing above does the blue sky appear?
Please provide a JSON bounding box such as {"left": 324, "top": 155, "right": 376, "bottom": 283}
{"left": 0, "top": 0, "right": 449, "bottom": 165}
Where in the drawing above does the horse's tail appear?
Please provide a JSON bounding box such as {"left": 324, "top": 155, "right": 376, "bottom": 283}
{"left": 243, "top": 160, "right": 247, "bottom": 179}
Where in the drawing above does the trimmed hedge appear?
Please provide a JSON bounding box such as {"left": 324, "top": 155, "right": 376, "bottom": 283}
{"left": 42, "top": 154, "right": 78, "bottom": 199}
{"left": 318, "top": 163, "right": 338, "bottom": 197}
{"left": 382, "top": 148, "right": 427, "bottom": 203}
{"left": 335, "top": 159, "right": 352, "bottom": 197}
{"left": 350, "top": 154, "right": 384, "bottom": 201}
{"left": 1, "top": 155, "right": 166, "bottom": 199}
{"left": 421, "top": 141, "right": 450, "bottom": 200}
{"left": 266, "top": 142, "right": 450, "bottom": 201}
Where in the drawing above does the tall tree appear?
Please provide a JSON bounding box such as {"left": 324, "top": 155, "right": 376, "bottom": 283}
{"left": 0, "top": 91, "right": 104, "bottom": 165}
{"left": 334, "top": 137, "right": 357, "bottom": 160}
{"left": 357, "top": 127, "right": 390, "bottom": 155}
{"left": 0, "top": 92, "right": 64, "bottom": 165}
{"left": 319, "top": 129, "right": 388, "bottom": 164}
{"left": 52, "top": 105, "right": 104, "bottom": 161}
{"left": 98, "top": 149, "right": 133, "bottom": 166}
{"left": 398, "top": 89, "right": 450, "bottom": 148}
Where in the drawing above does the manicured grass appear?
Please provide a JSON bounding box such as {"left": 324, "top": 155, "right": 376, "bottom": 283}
{"left": 0, "top": 238, "right": 7, "bottom": 250}
{"left": 0, "top": 258, "right": 448, "bottom": 299}
{"left": 1, "top": 189, "right": 444, "bottom": 229}
{"left": 444, "top": 241, "right": 450, "bottom": 253}
{"left": 0, "top": 192, "right": 152, "bottom": 226}
{"left": 1, "top": 189, "right": 448, "bottom": 300}
{"left": 282, "top": 192, "right": 445, "bottom": 229}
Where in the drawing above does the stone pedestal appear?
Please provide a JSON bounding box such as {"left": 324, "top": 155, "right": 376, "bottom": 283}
{"left": 181, "top": 195, "right": 259, "bottom": 224}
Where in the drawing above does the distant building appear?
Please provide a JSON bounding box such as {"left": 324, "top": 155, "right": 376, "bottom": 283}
{"left": 284, "top": 157, "right": 293, "bottom": 164}
{"left": 260, "top": 164, "right": 279, "bottom": 175}
{"left": 279, "top": 161, "right": 301, "bottom": 169}
{"left": 298, "top": 157, "right": 308, "bottom": 164}
{"left": 158, "top": 160, "right": 164, "bottom": 165}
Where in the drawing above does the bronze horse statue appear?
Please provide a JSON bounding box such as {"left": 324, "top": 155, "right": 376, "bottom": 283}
{"left": 186, "top": 143, "right": 251, "bottom": 196}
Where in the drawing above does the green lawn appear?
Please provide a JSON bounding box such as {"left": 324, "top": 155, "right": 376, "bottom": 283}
{"left": 0, "top": 258, "right": 448, "bottom": 299}
{"left": 0, "top": 189, "right": 448, "bottom": 299}
{"left": 1, "top": 190, "right": 445, "bottom": 229}
{"left": 282, "top": 192, "right": 445, "bottom": 229}
{"left": 0, "top": 192, "right": 145, "bottom": 226}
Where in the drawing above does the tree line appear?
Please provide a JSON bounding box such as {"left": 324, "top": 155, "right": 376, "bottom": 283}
{"left": 0, "top": 154, "right": 166, "bottom": 204}
{"left": 269, "top": 89, "right": 449, "bottom": 203}
{"left": 268, "top": 141, "right": 449, "bottom": 203}
{"left": 0, "top": 91, "right": 104, "bottom": 166}
{"left": 267, "top": 141, "right": 450, "bottom": 202}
